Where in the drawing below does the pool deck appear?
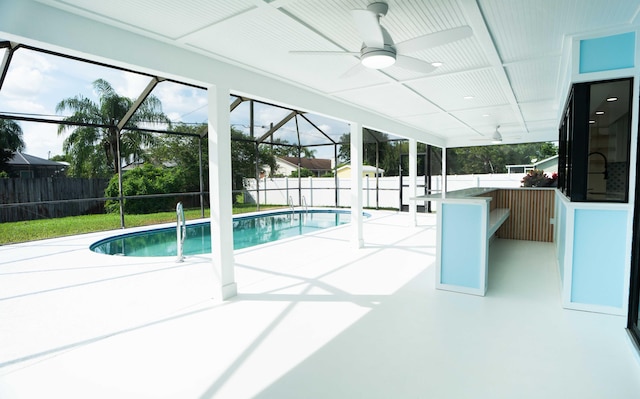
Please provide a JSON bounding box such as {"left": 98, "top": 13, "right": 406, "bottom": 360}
{"left": 1, "top": 210, "right": 640, "bottom": 398}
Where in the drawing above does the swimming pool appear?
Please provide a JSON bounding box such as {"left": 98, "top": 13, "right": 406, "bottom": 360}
{"left": 90, "top": 209, "right": 357, "bottom": 257}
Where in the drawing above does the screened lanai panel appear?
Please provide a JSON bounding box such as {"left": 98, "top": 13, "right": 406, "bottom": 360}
{"left": 301, "top": 113, "right": 349, "bottom": 145}
{"left": 0, "top": 46, "right": 153, "bottom": 159}
{"left": 128, "top": 80, "right": 208, "bottom": 133}
{"left": 230, "top": 100, "right": 293, "bottom": 140}
{"left": 0, "top": 47, "right": 152, "bottom": 121}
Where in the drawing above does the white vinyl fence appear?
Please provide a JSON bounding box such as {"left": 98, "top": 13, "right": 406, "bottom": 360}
{"left": 243, "top": 173, "right": 525, "bottom": 209}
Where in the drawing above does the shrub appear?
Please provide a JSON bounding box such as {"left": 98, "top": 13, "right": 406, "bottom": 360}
{"left": 105, "top": 164, "right": 184, "bottom": 214}
{"left": 290, "top": 167, "right": 314, "bottom": 177}
{"left": 521, "top": 170, "right": 557, "bottom": 187}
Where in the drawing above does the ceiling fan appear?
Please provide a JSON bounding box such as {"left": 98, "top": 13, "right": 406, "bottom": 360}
{"left": 471, "top": 125, "right": 506, "bottom": 144}
{"left": 471, "top": 125, "right": 523, "bottom": 144}
{"left": 290, "top": 2, "right": 473, "bottom": 76}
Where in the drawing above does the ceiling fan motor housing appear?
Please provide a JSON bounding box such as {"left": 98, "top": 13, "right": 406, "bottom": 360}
{"left": 367, "top": 2, "right": 389, "bottom": 16}
{"left": 360, "top": 25, "right": 396, "bottom": 68}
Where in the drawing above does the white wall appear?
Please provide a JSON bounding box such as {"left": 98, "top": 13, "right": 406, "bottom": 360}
{"left": 243, "top": 173, "right": 526, "bottom": 209}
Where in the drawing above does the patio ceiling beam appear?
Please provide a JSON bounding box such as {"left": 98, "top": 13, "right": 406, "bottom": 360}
{"left": 256, "top": 111, "right": 296, "bottom": 143}
{"left": 458, "top": 0, "right": 527, "bottom": 136}
{"left": 117, "top": 76, "right": 163, "bottom": 131}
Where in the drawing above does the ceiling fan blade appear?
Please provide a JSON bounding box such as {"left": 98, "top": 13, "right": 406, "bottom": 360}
{"left": 289, "top": 51, "right": 359, "bottom": 56}
{"left": 351, "top": 9, "right": 384, "bottom": 48}
{"left": 339, "top": 62, "right": 366, "bottom": 79}
{"left": 396, "top": 26, "right": 472, "bottom": 53}
{"left": 394, "top": 55, "right": 436, "bottom": 74}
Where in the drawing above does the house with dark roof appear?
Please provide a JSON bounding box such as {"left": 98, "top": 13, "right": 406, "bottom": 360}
{"left": 273, "top": 157, "right": 333, "bottom": 177}
{"left": 6, "top": 152, "right": 68, "bottom": 178}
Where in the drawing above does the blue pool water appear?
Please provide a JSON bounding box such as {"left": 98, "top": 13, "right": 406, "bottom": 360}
{"left": 90, "top": 209, "right": 355, "bottom": 257}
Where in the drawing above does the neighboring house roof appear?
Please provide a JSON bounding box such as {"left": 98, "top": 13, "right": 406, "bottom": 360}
{"left": 506, "top": 155, "right": 558, "bottom": 172}
{"left": 533, "top": 155, "right": 558, "bottom": 168}
{"left": 8, "top": 152, "right": 68, "bottom": 168}
{"left": 278, "top": 157, "right": 332, "bottom": 171}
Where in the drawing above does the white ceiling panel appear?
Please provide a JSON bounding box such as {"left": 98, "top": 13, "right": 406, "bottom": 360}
{"left": 36, "top": 0, "right": 257, "bottom": 40}
{"left": 450, "top": 105, "right": 519, "bottom": 129}
{"left": 406, "top": 68, "right": 508, "bottom": 111}
{"left": 506, "top": 58, "right": 561, "bottom": 103}
{"left": 334, "top": 83, "right": 440, "bottom": 118}
{"left": 479, "top": 0, "right": 640, "bottom": 63}
{"left": 520, "top": 101, "right": 559, "bottom": 122}
{"left": 398, "top": 112, "right": 468, "bottom": 133}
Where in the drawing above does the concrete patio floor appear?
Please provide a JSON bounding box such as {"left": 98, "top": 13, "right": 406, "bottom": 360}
{"left": 1, "top": 211, "right": 639, "bottom": 398}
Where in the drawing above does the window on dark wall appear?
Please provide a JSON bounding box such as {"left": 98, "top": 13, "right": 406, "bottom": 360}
{"left": 558, "top": 78, "right": 632, "bottom": 202}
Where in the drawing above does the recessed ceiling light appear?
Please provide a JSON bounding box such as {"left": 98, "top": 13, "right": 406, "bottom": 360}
{"left": 589, "top": 120, "right": 596, "bottom": 124}
{"left": 606, "top": 97, "right": 618, "bottom": 102}
{"left": 431, "top": 62, "right": 443, "bottom": 67}
{"left": 595, "top": 111, "right": 605, "bottom": 115}
{"left": 482, "top": 114, "right": 490, "bottom": 117}
{"left": 464, "top": 96, "right": 474, "bottom": 100}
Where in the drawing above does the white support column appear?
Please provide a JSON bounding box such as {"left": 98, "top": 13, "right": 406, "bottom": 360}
{"left": 409, "top": 138, "right": 418, "bottom": 226}
{"left": 350, "top": 122, "right": 364, "bottom": 248}
{"left": 442, "top": 146, "right": 447, "bottom": 198}
{"left": 208, "top": 85, "right": 237, "bottom": 300}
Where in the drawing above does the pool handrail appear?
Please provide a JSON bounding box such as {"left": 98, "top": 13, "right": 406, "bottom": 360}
{"left": 288, "top": 196, "right": 295, "bottom": 215}
{"left": 176, "top": 202, "right": 186, "bottom": 262}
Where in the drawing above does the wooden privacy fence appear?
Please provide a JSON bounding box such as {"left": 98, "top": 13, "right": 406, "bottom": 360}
{"left": 496, "top": 188, "right": 555, "bottom": 242}
{"left": 0, "top": 178, "right": 110, "bottom": 222}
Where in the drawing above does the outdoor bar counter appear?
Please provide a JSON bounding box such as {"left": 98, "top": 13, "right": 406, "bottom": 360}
{"left": 414, "top": 187, "right": 555, "bottom": 296}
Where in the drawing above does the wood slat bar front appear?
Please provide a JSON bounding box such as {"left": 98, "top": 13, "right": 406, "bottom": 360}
{"left": 495, "top": 188, "right": 554, "bottom": 242}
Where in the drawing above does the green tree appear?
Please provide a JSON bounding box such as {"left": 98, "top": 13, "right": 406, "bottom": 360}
{"left": 447, "top": 142, "right": 558, "bottom": 174}
{"left": 338, "top": 132, "right": 396, "bottom": 171}
{"left": 147, "top": 123, "right": 208, "bottom": 192}
{"left": 338, "top": 133, "right": 432, "bottom": 177}
{"left": 56, "top": 79, "right": 170, "bottom": 177}
{"left": 231, "top": 128, "right": 277, "bottom": 199}
{"left": 291, "top": 167, "right": 314, "bottom": 177}
{"left": 270, "top": 138, "right": 316, "bottom": 159}
{"left": 0, "top": 119, "right": 25, "bottom": 173}
{"left": 104, "top": 164, "right": 182, "bottom": 214}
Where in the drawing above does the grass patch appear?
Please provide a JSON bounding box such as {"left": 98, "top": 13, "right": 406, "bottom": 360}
{"left": 0, "top": 205, "right": 286, "bottom": 245}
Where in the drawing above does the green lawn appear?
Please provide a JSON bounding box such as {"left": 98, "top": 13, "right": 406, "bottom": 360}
{"left": 0, "top": 205, "right": 285, "bottom": 245}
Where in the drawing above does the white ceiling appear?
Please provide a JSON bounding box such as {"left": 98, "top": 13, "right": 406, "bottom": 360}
{"left": 22, "top": 0, "right": 640, "bottom": 146}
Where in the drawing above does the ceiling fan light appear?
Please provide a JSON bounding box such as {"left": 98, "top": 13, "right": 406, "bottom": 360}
{"left": 361, "top": 49, "right": 396, "bottom": 69}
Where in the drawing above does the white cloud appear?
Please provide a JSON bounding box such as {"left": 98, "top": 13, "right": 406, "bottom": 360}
{"left": 113, "top": 71, "right": 151, "bottom": 99}
{"left": 21, "top": 121, "right": 63, "bottom": 159}
{"left": 2, "top": 50, "right": 56, "bottom": 104}
{"left": 153, "top": 83, "right": 207, "bottom": 123}
{"left": 2, "top": 99, "right": 49, "bottom": 115}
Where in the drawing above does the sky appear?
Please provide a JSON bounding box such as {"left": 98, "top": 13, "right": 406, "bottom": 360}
{"left": 0, "top": 44, "right": 351, "bottom": 161}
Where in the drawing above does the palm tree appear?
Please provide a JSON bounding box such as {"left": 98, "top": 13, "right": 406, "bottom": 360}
{"left": 0, "top": 119, "right": 25, "bottom": 171}
{"left": 56, "top": 79, "right": 171, "bottom": 177}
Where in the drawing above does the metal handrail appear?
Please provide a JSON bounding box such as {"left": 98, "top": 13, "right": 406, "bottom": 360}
{"left": 288, "top": 196, "right": 295, "bottom": 215}
{"left": 301, "top": 196, "right": 308, "bottom": 214}
{"left": 176, "top": 202, "right": 186, "bottom": 262}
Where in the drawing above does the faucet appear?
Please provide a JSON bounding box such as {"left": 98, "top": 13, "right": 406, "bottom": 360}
{"left": 588, "top": 151, "right": 608, "bottom": 179}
